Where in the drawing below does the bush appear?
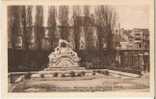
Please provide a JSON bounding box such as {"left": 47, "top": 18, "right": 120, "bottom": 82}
{"left": 95, "top": 70, "right": 99, "bottom": 73}
{"left": 77, "top": 73, "right": 81, "bottom": 77}
{"left": 92, "top": 72, "right": 96, "bottom": 75}
{"left": 70, "top": 71, "right": 75, "bottom": 77}
{"left": 53, "top": 72, "right": 58, "bottom": 77}
{"left": 10, "top": 75, "right": 15, "bottom": 83}
{"left": 80, "top": 71, "right": 85, "bottom": 76}
{"left": 85, "top": 62, "right": 93, "bottom": 69}
{"left": 25, "top": 72, "right": 31, "bottom": 79}
{"left": 40, "top": 74, "right": 44, "bottom": 78}
{"left": 103, "top": 70, "right": 109, "bottom": 75}
{"left": 61, "top": 74, "right": 65, "bottom": 77}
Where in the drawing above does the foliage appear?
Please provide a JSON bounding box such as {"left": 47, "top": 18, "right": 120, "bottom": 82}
{"left": 73, "top": 6, "right": 81, "bottom": 50}
{"left": 25, "top": 72, "right": 31, "bottom": 79}
{"left": 53, "top": 72, "right": 58, "bottom": 77}
{"left": 95, "top": 5, "right": 117, "bottom": 50}
{"left": 40, "top": 74, "right": 45, "bottom": 78}
{"left": 58, "top": 6, "right": 70, "bottom": 40}
{"left": 48, "top": 6, "right": 57, "bottom": 49}
{"left": 8, "top": 6, "right": 118, "bottom": 51}
{"left": 69, "top": 71, "right": 75, "bottom": 77}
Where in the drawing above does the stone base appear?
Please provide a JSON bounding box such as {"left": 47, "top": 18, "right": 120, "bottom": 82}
{"left": 30, "top": 65, "right": 98, "bottom": 80}
{"left": 31, "top": 66, "right": 90, "bottom": 79}
{"left": 44, "top": 66, "right": 85, "bottom": 71}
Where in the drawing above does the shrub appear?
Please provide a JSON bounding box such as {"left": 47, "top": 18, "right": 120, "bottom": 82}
{"left": 61, "top": 74, "right": 65, "bottom": 77}
{"left": 10, "top": 76, "right": 15, "bottom": 83}
{"left": 92, "top": 72, "right": 96, "bottom": 75}
{"left": 53, "top": 72, "right": 58, "bottom": 77}
{"left": 80, "top": 71, "right": 85, "bottom": 76}
{"left": 103, "top": 70, "right": 109, "bottom": 76}
{"left": 85, "top": 62, "right": 93, "bottom": 69}
{"left": 77, "top": 73, "right": 81, "bottom": 77}
{"left": 25, "top": 72, "right": 31, "bottom": 79}
{"left": 40, "top": 74, "right": 44, "bottom": 78}
{"left": 70, "top": 71, "right": 75, "bottom": 77}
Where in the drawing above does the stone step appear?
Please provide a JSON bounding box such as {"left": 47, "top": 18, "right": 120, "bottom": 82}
{"left": 44, "top": 67, "right": 86, "bottom": 71}
{"left": 31, "top": 69, "right": 94, "bottom": 78}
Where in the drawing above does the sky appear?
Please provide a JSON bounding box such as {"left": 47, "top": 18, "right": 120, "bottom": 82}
{"left": 35, "top": 5, "right": 150, "bottom": 29}
{"left": 115, "top": 5, "right": 150, "bottom": 29}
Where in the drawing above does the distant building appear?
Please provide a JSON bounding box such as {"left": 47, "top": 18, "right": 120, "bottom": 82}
{"left": 119, "top": 42, "right": 129, "bottom": 49}
{"left": 119, "top": 28, "right": 149, "bottom": 50}
{"left": 120, "top": 28, "right": 132, "bottom": 42}
{"left": 131, "top": 28, "right": 149, "bottom": 50}
{"left": 120, "top": 41, "right": 134, "bottom": 50}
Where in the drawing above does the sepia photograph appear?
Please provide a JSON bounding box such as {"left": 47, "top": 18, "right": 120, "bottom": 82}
{"left": 7, "top": 4, "right": 152, "bottom": 93}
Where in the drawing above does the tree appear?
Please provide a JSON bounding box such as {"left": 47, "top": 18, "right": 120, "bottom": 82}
{"left": 73, "top": 6, "right": 81, "bottom": 51}
{"left": 25, "top": 6, "right": 33, "bottom": 49}
{"left": 95, "top": 5, "right": 117, "bottom": 65}
{"left": 48, "top": 6, "right": 57, "bottom": 49}
{"left": 58, "top": 6, "right": 69, "bottom": 40}
{"left": 95, "top": 5, "right": 117, "bottom": 50}
{"left": 35, "top": 6, "right": 44, "bottom": 50}
{"left": 83, "top": 6, "right": 95, "bottom": 50}
{"left": 19, "top": 6, "right": 27, "bottom": 49}
{"left": 8, "top": 6, "right": 20, "bottom": 49}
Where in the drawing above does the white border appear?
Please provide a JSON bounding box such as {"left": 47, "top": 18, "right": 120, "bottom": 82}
{"left": 1, "top": 0, "right": 154, "bottom": 98}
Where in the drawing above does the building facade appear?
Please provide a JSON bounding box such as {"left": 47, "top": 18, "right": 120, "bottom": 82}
{"left": 119, "top": 28, "right": 149, "bottom": 50}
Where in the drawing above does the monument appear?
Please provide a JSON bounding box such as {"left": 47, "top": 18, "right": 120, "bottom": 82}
{"left": 31, "top": 39, "right": 87, "bottom": 78}
{"left": 44, "top": 39, "right": 85, "bottom": 71}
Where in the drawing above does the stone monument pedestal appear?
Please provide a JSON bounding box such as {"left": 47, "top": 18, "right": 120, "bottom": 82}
{"left": 31, "top": 39, "right": 88, "bottom": 79}
{"left": 43, "top": 39, "right": 85, "bottom": 72}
